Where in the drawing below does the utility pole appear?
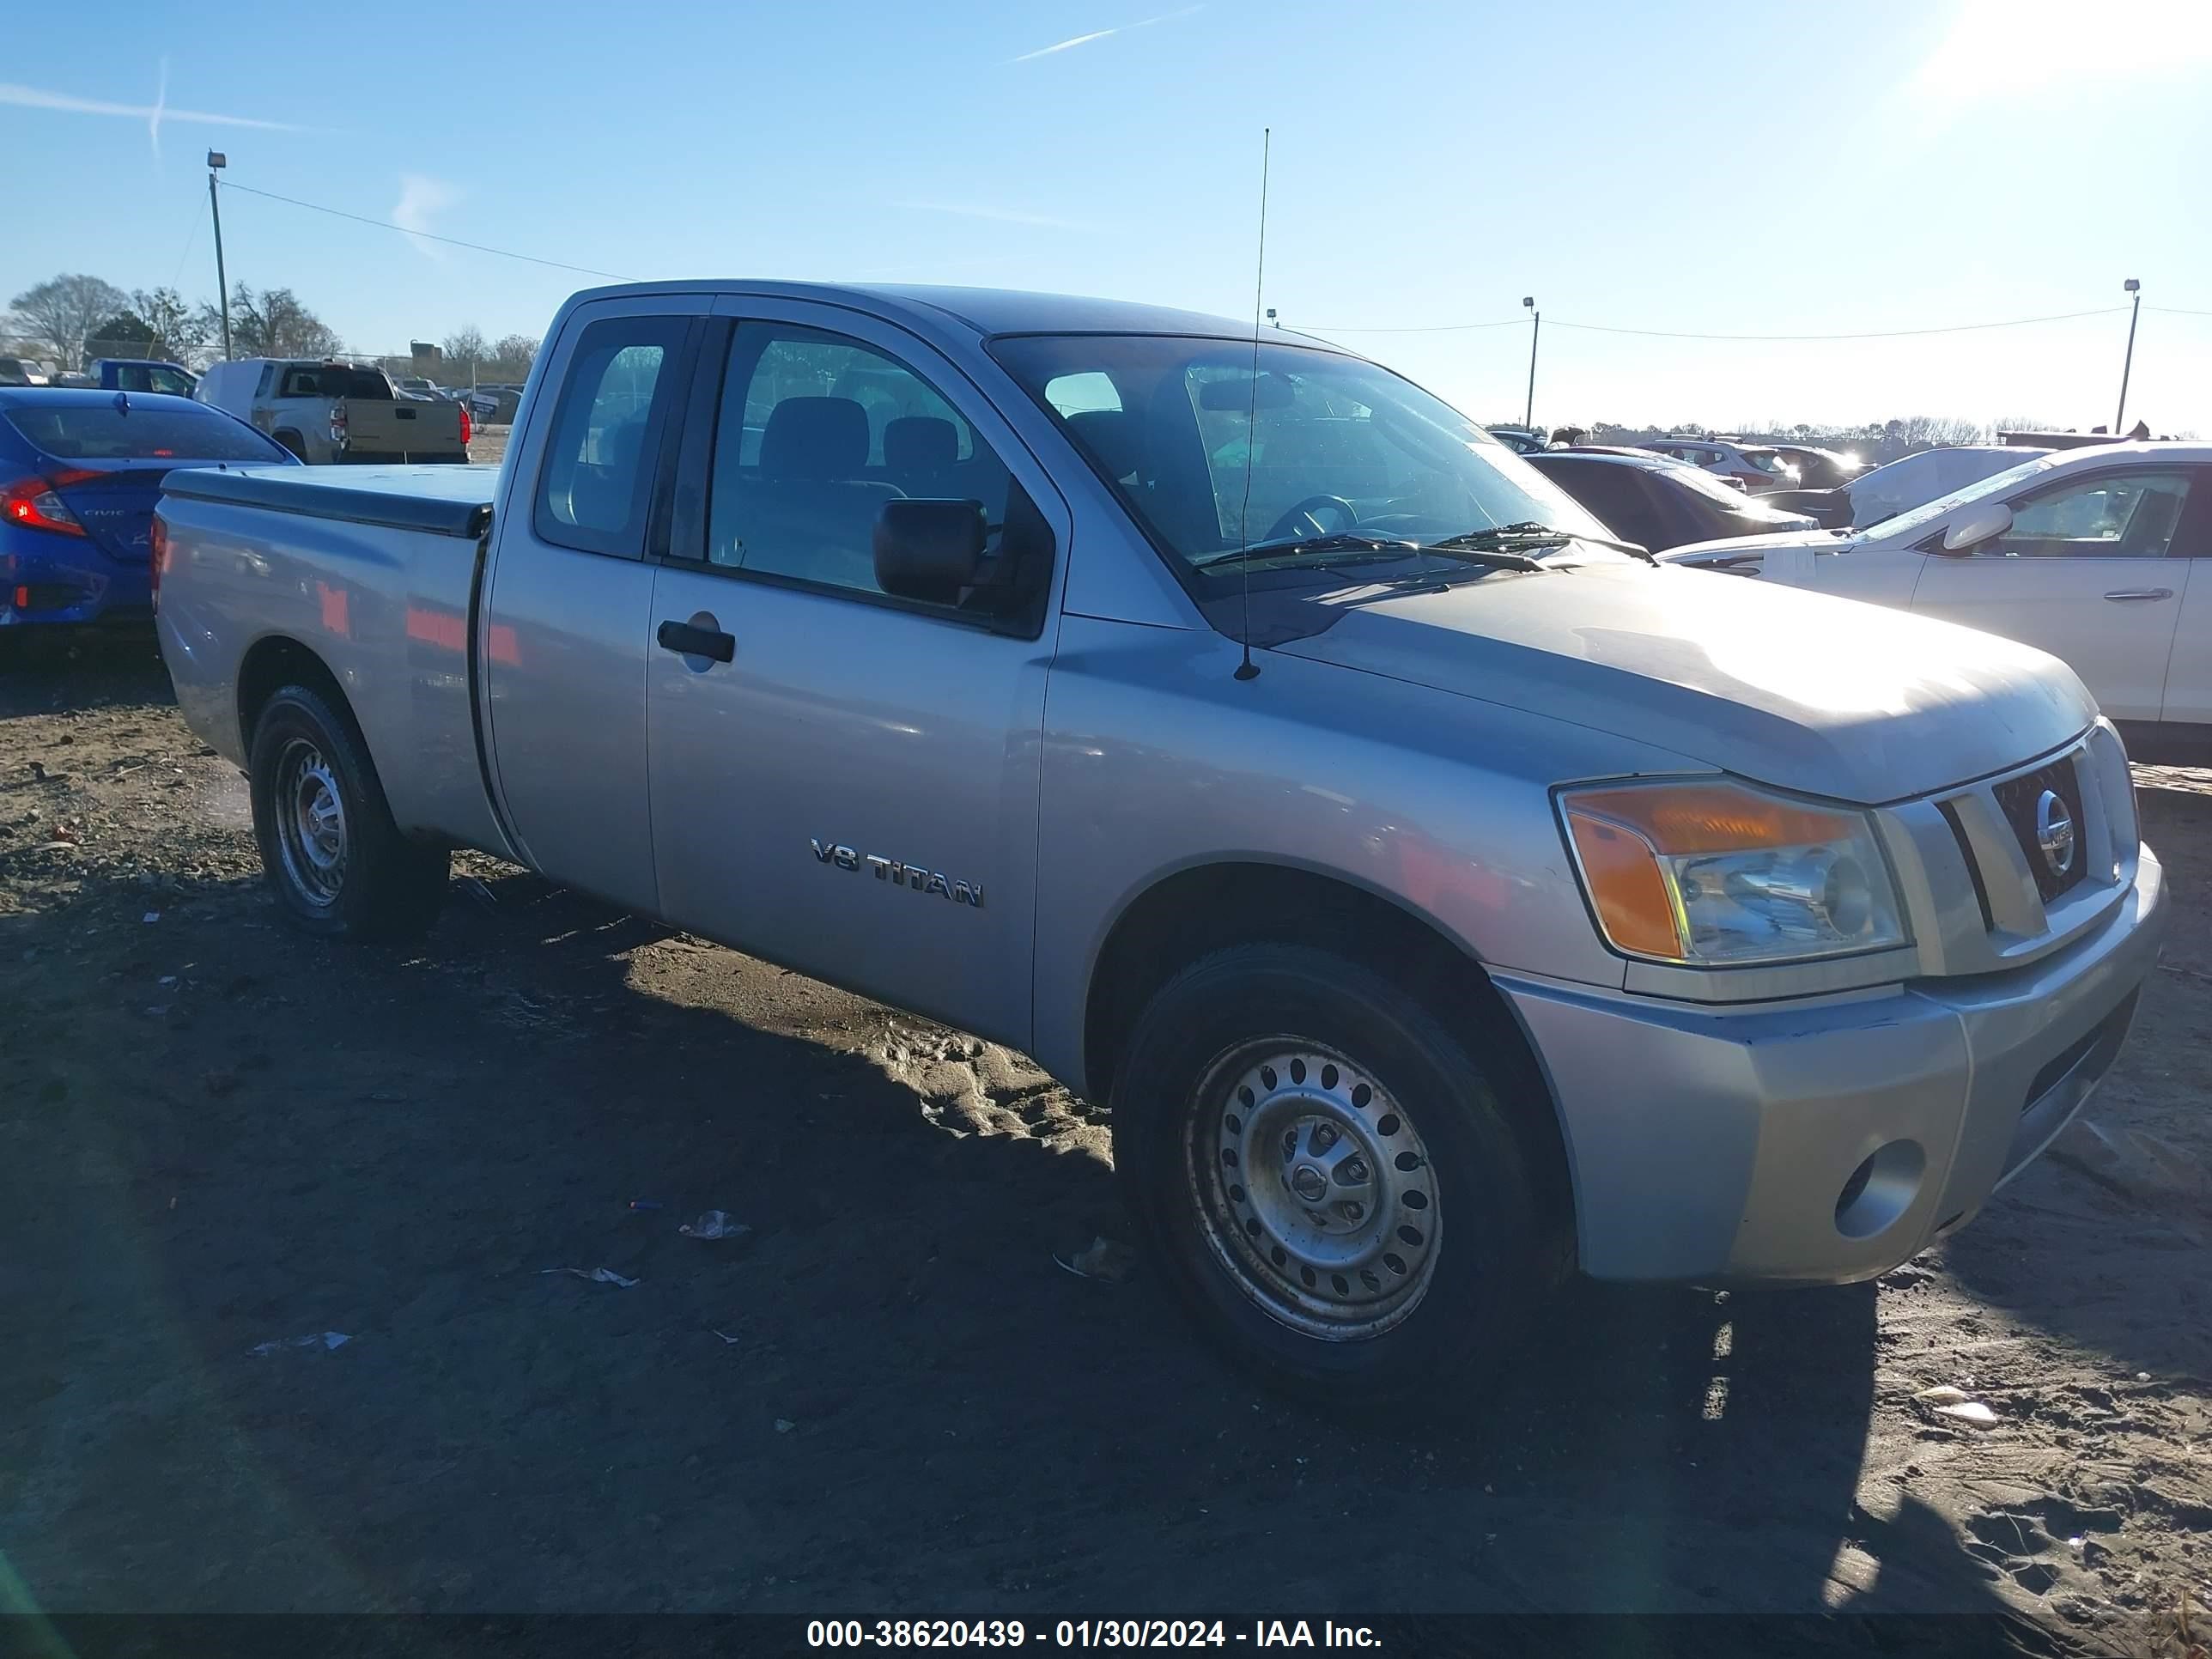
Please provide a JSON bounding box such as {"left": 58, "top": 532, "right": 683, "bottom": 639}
{"left": 1522, "top": 295, "right": 1540, "bottom": 431}
{"left": 2115, "top": 278, "right": 2141, "bottom": 434}
{"left": 207, "top": 151, "right": 231, "bottom": 361}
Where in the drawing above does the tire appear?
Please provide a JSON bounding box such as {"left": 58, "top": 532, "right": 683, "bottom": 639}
{"left": 1112, "top": 944, "right": 1548, "bottom": 1401}
{"left": 247, "top": 684, "right": 447, "bottom": 939}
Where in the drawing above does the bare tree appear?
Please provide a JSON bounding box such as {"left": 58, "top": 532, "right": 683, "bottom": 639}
{"left": 204, "top": 285, "right": 343, "bottom": 358}
{"left": 485, "top": 333, "right": 539, "bottom": 380}
{"left": 441, "top": 326, "right": 488, "bottom": 380}
{"left": 9, "top": 273, "right": 132, "bottom": 369}
{"left": 131, "top": 288, "right": 210, "bottom": 364}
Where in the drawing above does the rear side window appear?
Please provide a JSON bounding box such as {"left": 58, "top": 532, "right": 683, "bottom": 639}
{"left": 3, "top": 404, "right": 289, "bottom": 462}
{"left": 533, "top": 315, "right": 690, "bottom": 557}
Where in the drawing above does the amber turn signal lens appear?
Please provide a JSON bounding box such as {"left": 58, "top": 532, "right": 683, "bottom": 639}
{"left": 1564, "top": 782, "right": 1857, "bottom": 855}
{"left": 1564, "top": 809, "right": 1683, "bottom": 959}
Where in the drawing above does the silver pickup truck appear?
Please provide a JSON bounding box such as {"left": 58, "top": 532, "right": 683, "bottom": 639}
{"left": 152, "top": 282, "right": 2166, "bottom": 1398}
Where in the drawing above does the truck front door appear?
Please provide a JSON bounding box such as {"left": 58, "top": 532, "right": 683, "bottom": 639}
{"left": 643, "top": 301, "right": 1068, "bottom": 1048}
{"left": 479, "top": 297, "right": 704, "bottom": 913}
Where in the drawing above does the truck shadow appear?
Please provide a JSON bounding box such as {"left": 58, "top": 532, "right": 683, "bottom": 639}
{"left": 0, "top": 625, "right": 173, "bottom": 716}
{"left": 0, "top": 860, "right": 2021, "bottom": 1629}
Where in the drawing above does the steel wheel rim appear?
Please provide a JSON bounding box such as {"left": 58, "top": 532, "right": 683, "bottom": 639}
{"left": 1187, "top": 1039, "right": 1441, "bottom": 1340}
{"left": 273, "top": 737, "right": 348, "bottom": 908}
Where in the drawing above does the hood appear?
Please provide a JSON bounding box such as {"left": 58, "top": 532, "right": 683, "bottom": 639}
{"left": 1659, "top": 529, "right": 1848, "bottom": 566}
{"left": 1274, "top": 561, "right": 2094, "bottom": 805}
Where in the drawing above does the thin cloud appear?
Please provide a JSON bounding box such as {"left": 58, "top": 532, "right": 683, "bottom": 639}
{"left": 1009, "top": 4, "right": 1204, "bottom": 64}
{"left": 0, "top": 79, "right": 309, "bottom": 131}
{"left": 392, "top": 174, "right": 461, "bottom": 260}
{"left": 148, "top": 58, "right": 167, "bottom": 163}
{"left": 894, "top": 200, "right": 1094, "bottom": 232}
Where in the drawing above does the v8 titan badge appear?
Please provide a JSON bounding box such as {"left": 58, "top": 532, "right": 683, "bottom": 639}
{"left": 812, "top": 839, "right": 984, "bottom": 908}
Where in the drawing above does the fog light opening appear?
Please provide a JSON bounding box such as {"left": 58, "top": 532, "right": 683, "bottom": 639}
{"left": 1834, "top": 1139, "right": 1925, "bottom": 1240}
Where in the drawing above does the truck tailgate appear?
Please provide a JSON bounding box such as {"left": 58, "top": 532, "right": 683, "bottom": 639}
{"left": 341, "top": 398, "right": 466, "bottom": 459}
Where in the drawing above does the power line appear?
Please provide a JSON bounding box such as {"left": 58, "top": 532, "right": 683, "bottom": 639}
{"left": 2148, "top": 304, "right": 2212, "bottom": 318}
{"left": 1299, "top": 306, "right": 2130, "bottom": 342}
{"left": 216, "top": 179, "right": 635, "bottom": 282}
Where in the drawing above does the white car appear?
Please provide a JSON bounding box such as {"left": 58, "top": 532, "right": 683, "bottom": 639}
{"left": 1646, "top": 437, "right": 1793, "bottom": 492}
{"left": 1663, "top": 442, "right": 2212, "bottom": 761}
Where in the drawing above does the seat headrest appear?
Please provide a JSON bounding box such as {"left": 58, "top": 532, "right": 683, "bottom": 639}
{"left": 884, "top": 416, "right": 957, "bottom": 475}
{"left": 761, "top": 397, "right": 869, "bottom": 478}
{"left": 1066, "top": 409, "right": 1144, "bottom": 483}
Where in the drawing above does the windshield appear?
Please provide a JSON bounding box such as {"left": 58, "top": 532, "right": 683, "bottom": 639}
{"left": 1863, "top": 455, "right": 2056, "bottom": 539}
{"left": 989, "top": 334, "right": 1610, "bottom": 571}
{"left": 3, "top": 403, "right": 290, "bottom": 462}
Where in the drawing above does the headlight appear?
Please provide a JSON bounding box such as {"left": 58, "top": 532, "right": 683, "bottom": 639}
{"left": 1560, "top": 780, "right": 1907, "bottom": 966}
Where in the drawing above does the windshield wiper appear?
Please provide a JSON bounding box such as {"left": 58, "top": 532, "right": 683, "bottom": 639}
{"left": 1431, "top": 522, "right": 1658, "bottom": 565}
{"left": 1193, "top": 531, "right": 1422, "bottom": 569}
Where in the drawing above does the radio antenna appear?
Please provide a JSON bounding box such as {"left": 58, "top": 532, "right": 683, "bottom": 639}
{"left": 1231, "top": 126, "right": 1271, "bottom": 683}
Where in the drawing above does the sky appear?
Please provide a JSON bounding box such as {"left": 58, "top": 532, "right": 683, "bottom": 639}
{"left": 4, "top": 0, "right": 2210, "bottom": 433}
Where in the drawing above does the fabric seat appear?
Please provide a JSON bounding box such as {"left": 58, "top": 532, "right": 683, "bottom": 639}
{"left": 732, "top": 396, "right": 902, "bottom": 588}
{"left": 884, "top": 416, "right": 959, "bottom": 498}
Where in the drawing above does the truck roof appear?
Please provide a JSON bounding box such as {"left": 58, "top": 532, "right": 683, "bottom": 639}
{"left": 557, "top": 281, "right": 1355, "bottom": 349}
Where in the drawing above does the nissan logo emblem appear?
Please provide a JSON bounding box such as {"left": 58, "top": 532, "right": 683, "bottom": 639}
{"left": 2034, "top": 788, "right": 2076, "bottom": 879}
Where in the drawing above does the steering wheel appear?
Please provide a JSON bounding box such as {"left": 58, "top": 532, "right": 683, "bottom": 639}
{"left": 1263, "top": 494, "right": 1358, "bottom": 543}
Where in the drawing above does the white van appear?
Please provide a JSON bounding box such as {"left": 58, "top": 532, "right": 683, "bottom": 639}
{"left": 1848, "top": 446, "right": 2050, "bottom": 529}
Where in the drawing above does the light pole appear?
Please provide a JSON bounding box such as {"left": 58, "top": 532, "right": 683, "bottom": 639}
{"left": 207, "top": 150, "right": 231, "bottom": 361}
{"left": 2114, "top": 277, "right": 2141, "bottom": 435}
{"left": 1522, "top": 295, "right": 1540, "bottom": 431}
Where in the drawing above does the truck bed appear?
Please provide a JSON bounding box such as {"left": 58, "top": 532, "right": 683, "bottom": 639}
{"left": 161, "top": 461, "right": 495, "bottom": 534}
{"left": 156, "top": 464, "right": 510, "bottom": 859}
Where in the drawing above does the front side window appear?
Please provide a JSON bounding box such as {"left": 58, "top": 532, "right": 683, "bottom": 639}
{"left": 1986, "top": 471, "right": 2195, "bottom": 559}
{"left": 990, "top": 334, "right": 1607, "bottom": 574}
{"left": 533, "top": 316, "right": 687, "bottom": 556}
{"left": 706, "top": 323, "right": 1012, "bottom": 598}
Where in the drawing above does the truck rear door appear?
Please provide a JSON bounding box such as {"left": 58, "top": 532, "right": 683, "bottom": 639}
{"left": 478, "top": 296, "right": 707, "bottom": 914}
{"left": 641, "top": 298, "right": 1069, "bottom": 1047}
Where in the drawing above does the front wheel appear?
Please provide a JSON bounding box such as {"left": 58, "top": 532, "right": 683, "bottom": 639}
{"left": 1112, "top": 945, "right": 1549, "bottom": 1400}
{"left": 248, "top": 684, "right": 447, "bottom": 939}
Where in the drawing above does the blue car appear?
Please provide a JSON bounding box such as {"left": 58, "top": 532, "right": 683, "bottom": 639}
{"left": 1, "top": 387, "right": 296, "bottom": 631}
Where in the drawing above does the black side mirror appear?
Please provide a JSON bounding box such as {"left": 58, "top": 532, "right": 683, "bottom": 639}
{"left": 874, "top": 499, "right": 989, "bottom": 605}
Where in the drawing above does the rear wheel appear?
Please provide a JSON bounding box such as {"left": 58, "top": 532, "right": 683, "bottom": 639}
{"left": 248, "top": 685, "right": 447, "bottom": 939}
{"left": 1113, "top": 944, "right": 1550, "bottom": 1401}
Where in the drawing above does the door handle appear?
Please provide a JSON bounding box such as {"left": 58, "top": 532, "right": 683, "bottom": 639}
{"left": 2102, "top": 588, "right": 2173, "bottom": 603}
{"left": 656, "top": 618, "right": 735, "bottom": 662}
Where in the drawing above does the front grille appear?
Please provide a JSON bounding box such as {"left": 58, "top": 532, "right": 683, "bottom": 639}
{"left": 1992, "top": 757, "right": 2089, "bottom": 904}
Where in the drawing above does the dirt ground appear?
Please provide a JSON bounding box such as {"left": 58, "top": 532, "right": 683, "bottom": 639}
{"left": 2, "top": 632, "right": 2207, "bottom": 1654}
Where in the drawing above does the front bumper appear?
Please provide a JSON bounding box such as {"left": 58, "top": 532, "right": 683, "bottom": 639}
{"left": 1498, "top": 844, "right": 2167, "bottom": 1285}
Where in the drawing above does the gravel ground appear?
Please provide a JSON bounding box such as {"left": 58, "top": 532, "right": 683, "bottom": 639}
{"left": 1, "top": 632, "right": 2207, "bottom": 1655}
